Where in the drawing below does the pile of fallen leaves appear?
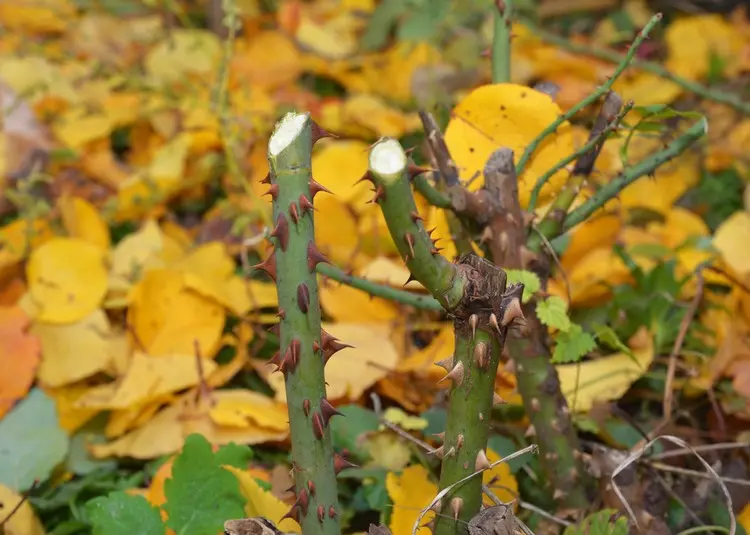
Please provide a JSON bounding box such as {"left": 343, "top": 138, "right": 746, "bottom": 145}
{"left": 1, "top": 0, "right": 750, "bottom": 533}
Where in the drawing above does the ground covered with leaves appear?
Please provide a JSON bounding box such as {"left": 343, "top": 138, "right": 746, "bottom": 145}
{"left": 1, "top": 0, "right": 750, "bottom": 534}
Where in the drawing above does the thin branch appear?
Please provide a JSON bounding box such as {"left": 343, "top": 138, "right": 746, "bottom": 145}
{"left": 564, "top": 116, "right": 707, "bottom": 231}
{"left": 316, "top": 263, "right": 443, "bottom": 311}
{"left": 523, "top": 17, "right": 750, "bottom": 115}
{"left": 492, "top": 0, "right": 513, "bottom": 83}
{"left": 515, "top": 13, "right": 662, "bottom": 178}
{"left": 412, "top": 174, "right": 452, "bottom": 209}
{"left": 663, "top": 269, "right": 704, "bottom": 421}
{"left": 648, "top": 442, "right": 750, "bottom": 461}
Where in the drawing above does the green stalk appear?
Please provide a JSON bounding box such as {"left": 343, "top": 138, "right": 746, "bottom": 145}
{"left": 259, "top": 112, "right": 342, "bottom": 535}
{"left": 491, "top": 0, "right": 513, "bottom": 84}
{"left": 368, "top": 139, "right": 525, "bottom": 535}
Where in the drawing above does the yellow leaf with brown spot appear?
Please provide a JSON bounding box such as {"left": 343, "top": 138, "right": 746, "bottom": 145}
{"left": 26, "top": 237, "right": 108, "bottom": 324}
{"left": 128, "top": 269, "right": 225, "bottom": 356}
{"left": 0, "top": 484, "right": 45, "bottom": 535}
{"left": 33, "top": 309, "right": 112, "bottom": 387}
{"left": 482, "top": 449, "right": 518, "bottom": 505}
{"left": 557, "top": 327, "right": 654, "bottom": 412}
{"left": 386, "top": 464, "right": 436, "bottom": 535}
{"left": 444, "top": 83, "right": 575, "bottom": 208}
{"left": 58, "top": 195, "right": 110, "bottom": 251}
{"left": 320, "top": 281, "right": 399, "bottom": 323}
{"left": 223, "top": 466, "right": 301, "bottom": 533}
{"left": 145, "top": 30, "right": 221, "bottom": 86}
{"left": 74, "top": 352, "right": 217, "bottom": 409}
{"left": 713, "top": 211, "right": 750, "bottom": 276}
{"left": 209, "top": 389, "right": 289, "bottom": 431}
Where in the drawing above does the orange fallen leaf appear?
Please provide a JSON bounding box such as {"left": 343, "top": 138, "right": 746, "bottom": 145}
{"left": 0, "top": 306, "right": 40, "bottom": 418}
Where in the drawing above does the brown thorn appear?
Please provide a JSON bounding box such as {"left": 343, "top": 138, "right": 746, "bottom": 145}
{"left": 406, "top": 163, "right": 431, "bottom": 180}
{"left": 263, "top": 184, "right": 279, "bottom": 199}
{"left": 312, "top": 340, "right": 320, "bottom": 352}
{"left": 307, "top": 480, "right": 316, "bottom": 496}
{"left": 288, "top": 202, "right": 299, "bottom": 224}
{"left": 317, "top": 505, "right": 325, "bottom": 523}
{"left": 473, "top": 342, "right": 489, "bottom": 370}
{"left": 302, "top": 399, "right": 311, "bottom": 417}
{"left": 501, "top": 297, "right": 525, "bottom": 327}
{"left": 297, "top": 283, "right": 310, "bottom": 313}
{"left": 435, "top": 356, "right": 454, "bottom": 372}
{"left": 456, "top": 434, "right": 464, "bottom": 450}
{"left": 276, "top": 308, "right": 286, "bottom": 320}
{"left": 488, "top": 313, "right": 502, "bottom": 336}
{"left": 403, "top": 273, "right": 417, "bottom": 287}
{"left": 475, "top": 449, "right": 491, "bottom": 471}
{"left": 312, "top": 412, "right": 325, "bottom": 439}
{"left": 311, "top": 120, "right": 337, "bottom": 144}
{"left": 409, "top": 210, "right": 424, "bottom": 223}
{"left": 428, "top": 445, "right": 444, "bottom": 459}
{"left": 469, "top": 314, "right": 478, "bottom": 339}
{"left": 334, "top": 452, "right": 357, "bottom": 473}
{"left": 295, "top": 488, "right": 310, "bottom": 515}
{"left": 280, "top": 505, "right": 300, "bottom": 524}
{"left": 307, "top": 242, "right": 330, "bottom": 273}
{"left": 320, "top": 397, "right": 342, "bottom": 426}
{"left": 251, "top": 253, "right": 277, "bottom": 281}
{"left": 403, "top": 233, "right": 416, "bottom": 258}
{"left": 260, "top": 172, "right": 271, "bottom": 184}
{"left": 328, "top": 506, "right": 337, "bottom": 519}
{"left": 354, "top": 171, "right": 374, "bottom": 186}
{"left": 493, "top": 392, "right": 507, "bottom": 406}
{"left": 437, "top": 361, "right": 464, "bottom": 386}
{"left": 309, "top": 178, "right": 332, "bottom": 199}
{"left": 268, "top": 350, "right": 282, "bottom": 372}
{"left": 450, "top": 497, "right": 463, "bottom": 520}
{"left": 299, "top": 193, "right": 314, "bottom": 215}
{"left": 369, "top": 183, "right": 386, "bottom": 204}
{"left": 267, "top": 323, "right": 280, "bottom": 337}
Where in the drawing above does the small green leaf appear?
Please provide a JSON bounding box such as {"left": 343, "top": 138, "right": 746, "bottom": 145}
{"left": 536, "top": 296, "right": 571, "bottom": 332}
{"left": 87, "top": 492, "right": 165, "bottom": 535}
{"left": 213, "top": 442, "right": 253, "bottom": 469}
{"left": 164, "top": 434, "right": 246, "bottom": 535}
{"left": 552, "top": 324, "right": 596, "bottom": 364}
{"left": 563, "top": 509, "right": 628, "bottom": 535}
{"left": 592, "top": 324, "right": 633, "bottom": 358}
{"left": 504, "top": 269, "right": 541, "bottom": 302}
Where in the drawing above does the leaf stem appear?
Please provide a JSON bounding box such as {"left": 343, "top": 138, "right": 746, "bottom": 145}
{"left": 491, "top": 0, "right": 513, "bottom": 84}
{"left": 515, "top": 13, "right": 662, "bottom": 180}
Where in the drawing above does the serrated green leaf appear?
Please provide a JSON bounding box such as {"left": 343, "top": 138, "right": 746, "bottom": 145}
{"left": 213, "top": 442, "right": 253, "bottom": 469}
{"left": 552, "top": 324, "right": 596, "bottom": 364}
{"left": 504, "top": 269, "right": 541, "bottom": 302}
{"left": 593, "top": 324, "right": 634, "bottom": 358}
{"left": 164, "top": 434, "right": 245, "bottom": 535}
{"left": 536, "top": 296, "right": 571, "bottom": 332}
{"left": 563, "top": 509, "right": 628, "bottom": 535}
{"left": 87, "top": 492, "right": 165, "bottom": 535}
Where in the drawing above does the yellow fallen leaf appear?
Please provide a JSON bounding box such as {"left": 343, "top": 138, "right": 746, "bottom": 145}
{"left": 665, "top": 14, "right": 743, "bottom": 80}
{"left": 565, "top": 247, "right": 632, "bottom": 307}
{"left": 713, "top": 211, "right": 750, "bottom": 276}
{"left": 482, "top": 449, "right": 518, "bottom": 505}
{"left": 364, "top": 431, "right": 412, "bottom": 472}
{"left": 399, "top": 325, "right": 454, "bottom": 378}
{"left": 110, "top": 219, "right": 168, "bottom": 282}
{"left": 557, "top": 327, "right": 654, "bottom": 412}
{"left": 184, "top": 272, "right": 251, "bottom": 316}
{"left": 26, "top": 237, "right": 108, "bottom": 324}
{"left": 362, "top": 41, "right": 442, "bottom": 105}
{"left": 105, "top": 395, "right": 173, "bottom": 439}
{"left": 0, "top": 484, "right": 46, "bottom": 535}
{"left": 209, "top": 389, "right": 289, "bottom": 431}
{"left": 53, "top": 108, "right": 112, "bottom": 149}
{"left": 319, "top": 281, "right": 400, "bottom": 323}
{"left": 0, "top": 0, "right": 76, "bottom": 34}
{"left": 231, "top": 31, "right": 302, "bottom": 90}
{"left": 383, "top": 407, "right": 427, "bottom": 431}
{"left": 145, "top": 30, "right": 221, "bottom": 86}
{"left": 223, "top": 465, "right": 301, "bottom": 533}
{"left": 561, "top": 214, "right": 622, "bottom": 272}
{"left": 358, "top": 256, "right": 424, "bottom": 290}
{"left": 44, "top": 384, "right": 100, "bottom": 433}
{"left": 310, "top": 140, "right": 371, "bottom": 205}
{"left": 739, "top": 502, "right": 750, "bottom": 535}
{"left": 612, "top": 71, "right": 682, "bottom": 106}
{"left": 74, "top": 352, "right": 217, "bottom": 409}
{"left": 385, "top": 464, "right": 436, "bottom": 535}
{"left": 314, "top": 194, "right": 360, "bottom": 266}
{"left": 33, "top": 309, "right": 112, "bottom": 387}
{"left": 343, "top": 94, "right": 421, "bottom": 138}
{"left": 444, "top": 83, "right": 575, "bottom": 208}
{"left": 58, "top": 195, "right": 110, "bottom": 251}
{"left": 128, "top": 268, "right": 225, "bottom": 356}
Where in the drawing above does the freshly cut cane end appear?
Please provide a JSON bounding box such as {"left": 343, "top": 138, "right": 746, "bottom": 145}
{"left": 369, "top": 138, "right": 407, "bottom": 183}
{"left": 269, "top": 112, "right": 310, "bottom": 157}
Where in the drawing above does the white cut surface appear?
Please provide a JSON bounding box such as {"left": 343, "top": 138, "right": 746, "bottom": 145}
{"left": 269, "top": 112, "right": 309, "bottom": 156}
{"left": 369, "top": 138, "right": 406, "bottom": 175}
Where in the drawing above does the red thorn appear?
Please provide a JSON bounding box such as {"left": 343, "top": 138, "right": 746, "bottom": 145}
{"left": 407, "top": 163, "right": 431, "bottom": 180}
{"left": 317, "top": 505, "right": 325, "bottom": 523}
{"left": 267, "top": 323, "right": 280, "bottom": 337}
{"left": 430, "top": 247, "right": 443, "bottom": 255}
{"left": 404, "top": 274, "right": 417, "bottom": 287}
{"left": 334, "top": 452, "right": 357, "bottom": 474}
{"left": 410, "top": 211, "right": 424, "bottom": 223}
{"left": 278, "top": 346, "right": 294, "bottom": 374}
{"left": 309, "top": 178, "right": 332, "bottom": 199}
{"left": 251, "top": 253, "right": 277, "bottom": 281}
{"left": 295, "top": 489, "right": 310, "bottom": 515}
{"left": 322, "top": 339, "right": 353, "bottom": 364}
{"left": 289, "top": 202, "right": 299, "bottom": 224}
{"left": 299, "top": 194, "right": 314, "bottom": 215}
{"left": 290, "top": 339, "right": 301, "bottom": 367}
{"left": 260, "top": 172, "right": 271, "bottom": 184}
{"left": 312, "top": 340, "right": 320, "bottom": 352}
{"left": 263, "top": 184, "right": 279, "bottom": 199}
{"left": 426, "top": 227, "right": 437, "bottom": 237}
{"left": 307, "top": 480, "right": 316, "bottom": 496}
{"left": 307, "top": 242, "right": 330, "bottom": 273}
{"left": 312, "top": 412, "right": 325, "bottom": 439}
{"left": 404, "top": 233, "right": 416, "bottom": 258}
{"left": 328, "top": 506, "right": 337, "bottom": 519}
{"left": 303, "top": 399, "right": 311, "bottom": 417}
{"left": 277, "top": 308, "right": 286, "bottom": 320}
{"left": 268, "top": 350, "right": 282, "bottom": 372}
{"left": 311, "top": 120, "right": 337, "bottom": 144}
{"left": 270, "top": 214, "right": 290, "bottom": 252}
{"left": 283, "top": 484, "right": 296, "bottom": 494}
{"left": 320, "top": 398, "right": 342, "bottom": 426}
{"left": 320, "top": 329, "right": 336, "bottom": 348}
{"left": 297, "top": 283, "right": 310, "bottom": 313}
{"left": 368, "top": 184, "right": 386, "bottom": 204}
{"left": 354, "top": 171, "right": 374, "bottom": 186}
{"left": 280, "top": 505, "right": 300, "bottom": 524}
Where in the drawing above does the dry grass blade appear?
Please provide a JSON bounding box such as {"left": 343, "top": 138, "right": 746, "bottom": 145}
{"left": 611, "top": 435, "right": 736, "bottom": 535}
